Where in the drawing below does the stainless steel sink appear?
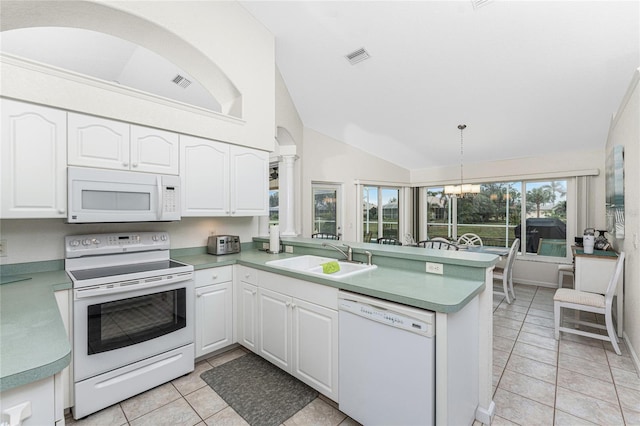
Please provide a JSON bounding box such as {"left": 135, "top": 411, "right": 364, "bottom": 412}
{"left": 266, "top": 255, "right": 377, "bottom": 279}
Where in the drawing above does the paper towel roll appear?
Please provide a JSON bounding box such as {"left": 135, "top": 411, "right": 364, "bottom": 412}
{"left": 270, "top": 225, "right": 280, "bottom": 253}
{"left": 583, "top": 234, "right": 595, "bottom": 254}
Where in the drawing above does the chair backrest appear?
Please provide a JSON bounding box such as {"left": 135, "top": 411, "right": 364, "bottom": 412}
{"left": 312, "top": 232, "right": 339, "bottom": 240}
{"left": 419, "top": 239, "right": 459, "bottom": 250}
{"left": 377, "top": 237, "right": 402, "bottom": 245}
{"left": 505, "top": 238, "right": 520, "bottom": 279}
{"left": 363, "top": 231, "right": 373, "bottom": 243}
{"left": 604, "top": 252, "right": 625, "bottom": 305}
{"left": 457, "top": 233, "right": 483, "bottom": 246}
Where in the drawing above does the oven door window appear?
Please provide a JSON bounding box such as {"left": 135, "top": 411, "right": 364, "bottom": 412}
{"left": 87, "top": 288, "right": 186, "bottom": 355}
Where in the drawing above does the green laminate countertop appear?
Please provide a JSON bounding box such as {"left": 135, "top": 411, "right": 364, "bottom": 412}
{"left": 175, "top": 247, "right": 493, "bottom": 313}
{"left": 1, "top": 241, "right": 496, "bottom": 393}
{"left": 0, "top": 270, "right": 72, "bottom": 392}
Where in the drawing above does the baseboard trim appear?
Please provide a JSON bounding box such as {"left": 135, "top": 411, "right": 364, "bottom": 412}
{"left": 623, "top": 331, "right": 640, "bottom": 375}
{"left": 476, "top": 400, "right": 495, "bottom": 425}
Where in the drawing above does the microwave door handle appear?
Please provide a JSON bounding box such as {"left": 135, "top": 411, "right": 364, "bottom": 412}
{"left": 156, "top": 175, "right": 163, "bottom": 220}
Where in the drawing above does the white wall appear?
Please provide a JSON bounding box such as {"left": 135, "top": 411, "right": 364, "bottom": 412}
{"left": 275, "top": 67, "right": 304, "bottom": 235}
{"left": 605, "top": 68, "right": 640, "bottom": 368}
{"left": 302, "top": 128, "right": 411, "bottom": 241}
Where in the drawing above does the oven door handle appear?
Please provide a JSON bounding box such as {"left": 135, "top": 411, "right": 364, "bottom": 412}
{"left": 75, "top": 273, "right": 192, "bottom": 299}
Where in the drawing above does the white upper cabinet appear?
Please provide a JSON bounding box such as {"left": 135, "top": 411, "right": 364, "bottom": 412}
{"left": 1, "top": 99, "right": 67, "bottom": 218}
{"left": 180, "top": 135, "right": 230, "bottom": 216}
{"left": 130, "top": 125, "right": 179, "bottom": 175}
{"left": 67, "top": 113, "right": 129, "bottom": 170}
{"left": 180, "top": 135, "right": 268, "bottom": 216}
{"left": 68, "top": 113, "right": 178, "bottom": 175}
{"left": 230, "top": 146, "right": 269, "bottom": 216}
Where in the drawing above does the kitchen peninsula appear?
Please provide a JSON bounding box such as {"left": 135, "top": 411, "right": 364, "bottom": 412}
{"left": 1, "top": 237, "right": 498, "bottom": 425}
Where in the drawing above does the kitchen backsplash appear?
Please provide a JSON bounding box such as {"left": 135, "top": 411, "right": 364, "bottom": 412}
{"left": 0, "top": 216, "right": 258, "bottom": 265}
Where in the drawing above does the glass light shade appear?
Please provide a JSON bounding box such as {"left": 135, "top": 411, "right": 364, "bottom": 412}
{"left": 444, "top": 184, "right": 479, "bottom": 195}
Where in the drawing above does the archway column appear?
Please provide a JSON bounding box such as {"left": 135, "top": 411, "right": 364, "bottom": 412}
{"left": 279, "top": 152, "right": 298, "bottom": 236}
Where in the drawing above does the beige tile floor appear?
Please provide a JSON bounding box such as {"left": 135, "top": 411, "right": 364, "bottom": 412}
{"left": 490, "top": 283, "right": 640, "bottom": 425}
{"left": 66, "top": 284, "right": 640, "bottom": 426}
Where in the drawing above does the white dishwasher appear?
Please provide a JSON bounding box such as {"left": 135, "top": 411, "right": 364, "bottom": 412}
{"left": 338, "top": 291, "right": 435, "bottom": 426}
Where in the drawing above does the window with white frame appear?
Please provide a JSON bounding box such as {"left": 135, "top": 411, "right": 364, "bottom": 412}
{"left": 362, "top": 186, "right": 401, "bottom": 242}
{"left": 424, "top": 179, "right": 569, "bottom": 258}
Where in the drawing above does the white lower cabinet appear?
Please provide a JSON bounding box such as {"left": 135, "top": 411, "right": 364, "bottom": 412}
{"left": 236, "top": 267, "right": 339, "bottom": 401}
{"left": 237, "top": 266, "right": 259, "bottom": 352}
{"left": 291, "top": 298, "right": 338, "bottom": 400}
{"left": 194, "top": 267, "right": 233, "bottom": 358}
{"left": 258, "top": 288, "right": 292, "bottom": 371}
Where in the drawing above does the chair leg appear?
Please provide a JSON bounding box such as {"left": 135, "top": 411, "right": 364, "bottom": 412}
{"left": 554, "top": 302, "right": 560, "bottom": 340}
{"left": 605, "top": 311, "right": 621, "bottom": 355}
{"left": 503, "top": 276, "right": 511, "bottom": 304}
{"left": 509, "top": 276, "right": 516, "bottom": 301}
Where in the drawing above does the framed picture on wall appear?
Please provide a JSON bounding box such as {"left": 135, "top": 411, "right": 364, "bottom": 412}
{"left": 606, "top": 145, "right": 624, "bottom": 239}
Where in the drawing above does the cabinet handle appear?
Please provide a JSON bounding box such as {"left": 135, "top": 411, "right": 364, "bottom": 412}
{"left": 197, "top": 293, "right": 202, "bottom": 298}
{"left": 212, "top": 275, "right": 218, "bottom": 280}
{"left": 123, "top": 162, "right": 129, "bottom": 167}
{"left": 245, "top": 274, "right": 251, "bottom": 279}
{"left": 286, "top": 301, "right": 291, "bottom": 307}
{"left": 58, "top": 209, "right": 65, "bottom": 214}
{"left": 251, "top": 290, "right": 257, "bottom": 295}
{"left": 132, "top": 163, "right": 138, "bottom": 168}
{"left": 291, "top": 303, "right": 296, "bottom": 309}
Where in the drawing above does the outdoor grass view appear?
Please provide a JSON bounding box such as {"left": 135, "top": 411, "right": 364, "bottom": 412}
{"left": 425, "top": 180, "right": 568, "bottom": 256}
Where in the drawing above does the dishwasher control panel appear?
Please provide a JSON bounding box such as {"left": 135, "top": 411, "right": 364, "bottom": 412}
{"left": 338, "top": 296, "right": 434, "bottom": 337}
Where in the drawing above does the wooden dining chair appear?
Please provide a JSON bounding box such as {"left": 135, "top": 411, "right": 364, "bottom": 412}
{"left": 377, "top": 237, "right": 402, "bottom": 245}
{"left": 457, "top": 233, "right": 483, "bottom": 247}
{"left": 554, "top": 252, "right": 625, "bottom": 355}
{"left": 311, "top": 232, "right": 340, "bottom": 240}
{"left": 493, "top": 238, "right": 520, "bottom": 304}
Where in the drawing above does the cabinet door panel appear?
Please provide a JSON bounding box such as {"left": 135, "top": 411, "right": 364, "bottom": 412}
{"left": 258, "top": 288, "right": 291, "bottom": 371}
{"left": 130, "top": 125, "right": 179, "bottom": 175}
{"left": 230, "top": 147, "right": 268, "bottom": 216}
{"left": 239, "top": 282, "right": 258, "bottom": 352}
{"left": 1, "top": 100, "right": 67, "bottom": 218}
{"left": 195, "top": 282, "right": 233, "bottom": 358}
{"left": 180, "top": 135, "right": 230, "bottom": 216}
{"left": 292, "top": 298, "right": 338, "bottom": 400}
{"left": 68, "top": 113, "right": 129, "bottom": 170}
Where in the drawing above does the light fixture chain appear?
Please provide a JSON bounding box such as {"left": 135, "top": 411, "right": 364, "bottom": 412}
{"left": 458, "top": 124, "right": 466, "bottom": 187}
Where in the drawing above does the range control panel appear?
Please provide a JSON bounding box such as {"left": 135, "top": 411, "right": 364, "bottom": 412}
{"left": 65, "top": 232, "right": 170, "bottom": 258}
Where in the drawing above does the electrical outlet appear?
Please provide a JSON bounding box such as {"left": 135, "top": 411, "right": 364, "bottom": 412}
{"left": 426, "top": 262, "right": 443, "bottom": 275}
{"left": 285, "top": 245, "right": 294, "bottom": 253}
{"left": 0, "top": 239, "right": 7, "bottom": 257}
{"left": 262, "top": 242, "right": 269, "bottom": 250}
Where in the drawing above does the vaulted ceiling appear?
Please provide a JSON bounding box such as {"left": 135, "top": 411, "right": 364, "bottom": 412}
{"left": 240, "top": 1, "right": 640, "bottom": 170}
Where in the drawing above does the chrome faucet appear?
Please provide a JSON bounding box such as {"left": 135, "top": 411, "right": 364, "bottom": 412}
{"left": 322, "top": 242, "right": 353, "bottom": 262}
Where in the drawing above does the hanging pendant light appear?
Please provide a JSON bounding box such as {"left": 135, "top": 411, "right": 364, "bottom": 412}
{"left": 444, "top": 124, "right": 480, "bottom": 196}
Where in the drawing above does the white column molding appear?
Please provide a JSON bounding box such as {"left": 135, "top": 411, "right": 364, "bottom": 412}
{"left": 279, "top": 153, "right": 298, "bottom": 236}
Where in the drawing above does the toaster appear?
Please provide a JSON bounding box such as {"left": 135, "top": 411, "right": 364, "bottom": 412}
{"left": 207, "top": 235, "right": 241, "bottom": 255}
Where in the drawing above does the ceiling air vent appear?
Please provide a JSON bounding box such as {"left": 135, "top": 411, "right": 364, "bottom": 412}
{"left": 345, "top": 48, "right": 370, "bottom": 65}
{"left": 472, "top": 0, "right": 492, "bottom": 9}
{"left": 172, "top": 74, "right": 192, "bottom": 89}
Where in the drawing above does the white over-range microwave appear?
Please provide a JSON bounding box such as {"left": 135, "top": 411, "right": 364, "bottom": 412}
{"left": 68, "top": 167, "right": 181, "bottom": 223}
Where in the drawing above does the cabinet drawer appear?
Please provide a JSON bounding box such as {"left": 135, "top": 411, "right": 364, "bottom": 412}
{"left": 237, "top": 265, "right": 258, "bottom": 285}
{"left": 195, "top": 266, "right": 233, "bottom": 288}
